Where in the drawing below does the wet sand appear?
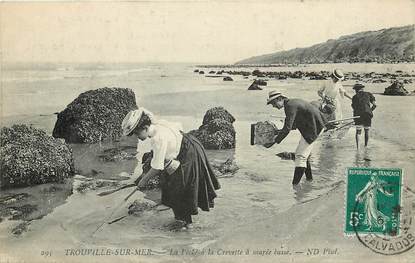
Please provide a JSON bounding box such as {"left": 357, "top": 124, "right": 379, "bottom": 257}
{"left": 2, "top": 181, "right": 413, "bottom": 263}
{"left": 1, "top": 63, "right": 415, "bottom": 262}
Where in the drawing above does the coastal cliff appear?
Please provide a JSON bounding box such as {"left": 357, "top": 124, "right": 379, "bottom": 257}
{"left": 236, "top": 25, "right": 414, "bottom": 64}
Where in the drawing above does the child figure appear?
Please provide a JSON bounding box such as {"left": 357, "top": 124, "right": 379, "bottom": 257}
{"left": 351, "top": 83, "right": 377, "bottom": 149}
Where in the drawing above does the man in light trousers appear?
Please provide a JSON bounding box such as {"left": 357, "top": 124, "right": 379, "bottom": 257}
{"left": 265, "top": 91, "right": 327, "bottom": 186}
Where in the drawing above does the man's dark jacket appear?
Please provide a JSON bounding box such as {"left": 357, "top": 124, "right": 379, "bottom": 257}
{"left": 275, "top": 98, "right": 327, "bottom": 144}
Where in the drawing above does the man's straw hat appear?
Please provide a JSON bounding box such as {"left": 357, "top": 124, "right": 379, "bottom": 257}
{"left": 267, "top": 90, "right": 283, "bottom": 105}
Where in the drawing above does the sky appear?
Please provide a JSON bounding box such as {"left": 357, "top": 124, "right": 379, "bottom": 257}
{"left": 1, "top": 0, "right": 414, "bottom": 64}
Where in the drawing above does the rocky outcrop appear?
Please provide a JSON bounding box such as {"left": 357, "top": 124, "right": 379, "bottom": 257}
{"left": 223, "top": 76, "right": 233, "bottom": 81}
{"left": 211, "top": 158, "right": 239, "bottom": 177}
{"left": 97, "top": 146, "right": 137, "bottom": 162}
{"left": 75, "top": 178, "right": 120, "bottom": 193}
{"left": 195, "top": 66, "right": 415, "bottom": 84}
{"left": 276, "top": 152, "right": 295, "bottom": 160}
{"left": 248, "top": 82, "right": 263, "bottom": 90}
{"left": 52, "top": 87, "right": 138, "bottom": 143}
{"left": 252, "top": 70, "right": 266, "bottom": 78}
{"left": 383, "top": 81, "right": 412, "bottom": 96}
{"left": 254, "top": 79, "right": 267, "bottom": 86}
{"left": 128, "top": 199, "right": 157, "bottom": 215}
{"left": 189, "top": 107, "right": 236, "bottom": 150}
{"left": 202, "top": 106, "right": 236, "bottom": 124}
{"left": 0, "top": 124, "right": 74, "bottom": 189}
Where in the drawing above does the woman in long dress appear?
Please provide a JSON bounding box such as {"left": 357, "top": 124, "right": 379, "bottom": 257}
{"left": 318, "top": 69, "right": 353, "bottom": 120}
{"left": 355, "top": 175, "right": 393, "bottom": 231}
{"left": 122, "top": 108, "right": 220, "bottom": 229}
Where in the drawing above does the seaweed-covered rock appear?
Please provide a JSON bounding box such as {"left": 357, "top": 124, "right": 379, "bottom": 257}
{"left": 252, "top": 69, "right": 265, "bottom": 77}
{"left": 202, "top": 107, "right": 235, "bottom": 125}
{"left": 75, "top": 179, "right": 120, "bottom": 193}
{"left": 97, "top": 146, "right": 137, "bottom": 162}
{"left": 128, "top": 199, "right": 157, "bottom": 215}
{"left": 200, "top": 119, "right": 235, "bottom": 136}
{"left": 190, "top": 107, "right": 236, "bottom": 150}
{"left": 276, "top": 152, "right": 295, "bottom": 160}
{"left": 189, "top": 128, "right": 235, "bottom": 150}
{"left": 372, "top": 79, "right": 387, "bottom": 83}
{"left": 211, "top": 158, "right": 239, "bottom": 177}
{"left": 223, "top": 76, "right": 233, "bottom": 81}
{"left": 11, "top": 222, "right": 31, "bottom": 236}
{"left": 0, "top": 124, "right": 74, "bottom": 189}
{"left": 253, "top": 79, "right": 267, "bottom": 86}
{"left": 248, "top": 82, "right": 263, "bottom": 90}
{"left": 383, "top": 81, "right": 411, "bottom": 96}
{"left": 52, "top": 87, "right": 138, "bottom": 143}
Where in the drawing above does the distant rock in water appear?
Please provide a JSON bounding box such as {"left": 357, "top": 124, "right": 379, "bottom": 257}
{"left": 199, "top": 71, "right": 205, "bottom": 74}
{"left": 253, "top": 79, "right": 267, "bottom": 86}
{"left": 189, "top": 107, "right": 236, "bottom": 150}
{"left": 194, "top": 69, "right": 199, "bottom": 73}
{"left": 372, "top": 79, "right": 387, "bottom": 83}
{"left": 308, "top": 74, "right": 327, "bottom": 80}
{"left": 248, "top": 82, "right": 263, "bottom": 90}
{"left": 0, "top": 124, "right": 74, "bottom": 189}
{"left": 276, "top": 152, "right": 295, "bottom": 160}
{"left": 383, "top": 81, "right": 411, "bottom": 96}
{"left": 223, "top": 76, "right": 233, "bottom": 81}
{"left": 209, "top": 71, "right": 216, "bottom": 74}
{"left": 53, "top": 87, "right": 138, "bottom": 143}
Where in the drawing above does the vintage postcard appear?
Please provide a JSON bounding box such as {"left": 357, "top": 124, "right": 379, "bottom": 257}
{"left": 1, "top": 1, "right": 414, "bottom": 262}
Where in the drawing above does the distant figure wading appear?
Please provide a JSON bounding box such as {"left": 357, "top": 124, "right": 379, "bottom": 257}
{"left": 318, "top": 69, "right": 353, "bottom": 120}
{"left": 351, "top": 83, "right": 377, "bottom": 149}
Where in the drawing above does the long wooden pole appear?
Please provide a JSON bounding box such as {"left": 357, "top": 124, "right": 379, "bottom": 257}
{"left": 327, "top": 116, "right": 360, "bottom": 124}
{"left": 97, "top": 183, "right": 136, "bottom": 196}
{"left": 91, "top": 187, "right": 139, "bottom": 236}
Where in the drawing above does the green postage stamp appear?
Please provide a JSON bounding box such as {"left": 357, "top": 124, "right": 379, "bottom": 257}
{"left": 345, "top": 167, "right": 402, "bottom": 236}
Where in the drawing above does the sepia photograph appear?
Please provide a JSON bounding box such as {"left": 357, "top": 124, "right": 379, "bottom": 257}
{"left": 0, "top": 0, "right": 414, "bottom": 262}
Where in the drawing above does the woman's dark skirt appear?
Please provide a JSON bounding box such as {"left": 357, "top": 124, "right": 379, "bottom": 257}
{"left": 160, "top": 133, "right": 221, "bottom": 221}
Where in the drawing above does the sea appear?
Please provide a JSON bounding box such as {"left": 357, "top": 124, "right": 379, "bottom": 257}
{"left": 1, "top": 62, "right": 415, "bottom": 257}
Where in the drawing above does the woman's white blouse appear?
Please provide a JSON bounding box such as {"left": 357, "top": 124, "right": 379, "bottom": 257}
{"left": 149, "top": 121, "right": 183, "bottom": 170}
{"left": 319, "top": 80, "right": 346, "bottom": 99}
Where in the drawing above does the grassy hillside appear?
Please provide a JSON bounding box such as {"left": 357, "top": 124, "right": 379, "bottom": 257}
{"left": 236, "top": 25, "right": 414, "bottom": 64}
